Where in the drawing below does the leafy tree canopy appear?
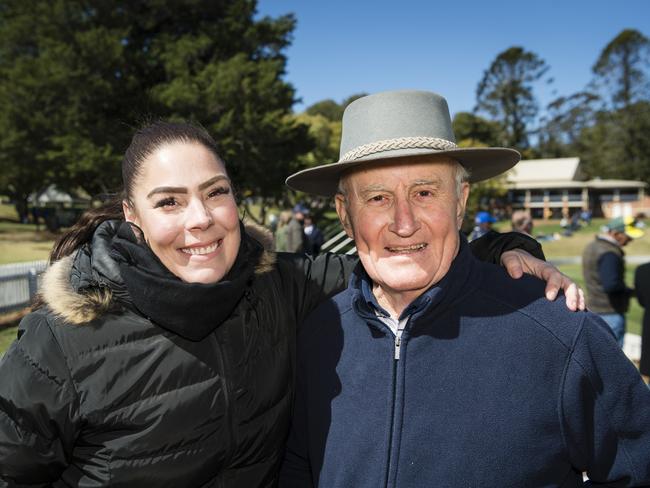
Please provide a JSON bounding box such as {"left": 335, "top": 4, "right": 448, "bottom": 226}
{"left": 475, "top": 46, "right": 550, "bottom": 150}
{"left": 305, "top": 99, "right": 343, "bottom": 122}
{"left": 452, "top": 112, "right": 502, "bottom": 148}
{"left": 0, "top": 0, "right": 311, "bottom": 222}
{"left": 304, "top": 93, "right": 367, "bottom": 123}
{"left": 592, "top": 28, "right": 650, "bottom": 109}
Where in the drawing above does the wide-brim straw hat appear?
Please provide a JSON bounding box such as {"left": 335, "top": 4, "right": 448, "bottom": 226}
{"left": 286, "top": 90, "right": 521, "bottom": 197}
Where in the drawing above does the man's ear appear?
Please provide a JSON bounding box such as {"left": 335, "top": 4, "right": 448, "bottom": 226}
{"left": 335, "top": 194, "right": 354, "bottom": 239}
{"left": 456, "top": 183, "right": 470, "bottom": 229}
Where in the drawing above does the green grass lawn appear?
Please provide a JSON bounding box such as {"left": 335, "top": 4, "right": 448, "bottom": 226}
{"left": 495, "top": 217, "right": 650, "bottom": 258}
{"left": 0, "top": 225, "right": 55, "bottom": 264}
{"left": 0, "top": 204, "right": 56, "bottom": 264}
{"left": 0, "top": 201, "right": 20, "bottom": 221}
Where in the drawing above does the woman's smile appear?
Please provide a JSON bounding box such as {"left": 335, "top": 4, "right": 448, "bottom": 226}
{"left": 179, "top": 238, "right": 223, "bottom": 256}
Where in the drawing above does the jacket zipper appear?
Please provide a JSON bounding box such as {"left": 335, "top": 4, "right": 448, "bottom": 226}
{"left": 386, "top": 325, "right": 406, "bottom": 488}
{"left": 370, "top": 314, "right": 406, "bottom": 488}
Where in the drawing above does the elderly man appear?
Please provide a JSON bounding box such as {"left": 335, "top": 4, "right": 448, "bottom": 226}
{"left": 280, "top": 91, "right": 650, "bottom": 487}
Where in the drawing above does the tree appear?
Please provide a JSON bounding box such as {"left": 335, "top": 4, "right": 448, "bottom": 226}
{"left": 0, "top": 0, "right": 310, "bottom": 223}
{"left": 304, "top": 93, "right": 367, "bottom": 123}
{"left": 142, "top": 2, "right": 313, "bottom": 217}
{"left": 536, "top": 91, "right": 599, "bottom": 158}
{"left": 452, "top": 112, "right": 501, "bottom": 148}
{"left": 306, "top": 99, "right": 343, "bottom": 122}
{"left": 584, "top": 30, "right": 650, "bottom": 185}
{"left": 295, "top": 113, "right": 341, "bottom": 165}
{"left": 578, "top": 102, "right": 650, "bottom": 184}
{"left": 0, "top": 1, "right": 133, "bottom": 221}
{"left": 592, "top": 29, "right": 650, "bottom": 109}
{"left": 475, "top": 46, "right": 550, "bottom": 150}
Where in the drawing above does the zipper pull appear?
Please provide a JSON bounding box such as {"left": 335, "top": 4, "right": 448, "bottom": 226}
{"left": 394, "top": 334, "right": 401, "bottom": 360}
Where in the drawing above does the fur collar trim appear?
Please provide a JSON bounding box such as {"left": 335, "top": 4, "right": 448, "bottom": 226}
{"left": 41, "top": 256, "right": 113, "bottom": 324}
{"left": 40, "top": 221, "right": 276, "bottom": 325}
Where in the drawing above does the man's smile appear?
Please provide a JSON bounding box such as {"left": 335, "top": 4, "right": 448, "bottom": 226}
{"left": 385, "top": 243, "right": 428, "bottom": 254}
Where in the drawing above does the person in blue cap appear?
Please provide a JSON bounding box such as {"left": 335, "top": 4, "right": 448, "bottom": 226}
{"left": 469, "top": 210, "right": 496, "bottom": 241}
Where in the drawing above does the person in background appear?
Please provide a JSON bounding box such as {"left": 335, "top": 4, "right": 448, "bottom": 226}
{"left": 285, "top": 204, "right": 307, "bottom": 252}
{"left": 302, "top": 215, "right": 325, "bottom": 256}
{"left": 274, "top": 209, "right": 293, "bottom": 251}
{"left": 280, "top": 89, "right": 650, "bottom": 488}
{"left": 511, "top": 210, "right": 533, "bottom": 237}
{"left": 267, "top": 212, "right": 279, "bottom": 234}
{"left": 635, "top": 261, "right": 650, "bottom": 385}
{"left": 582, "top": 216, "right": 644, "bottom": 347}
{"left": 469, "top": 210, "right": 496, "bottom": 241}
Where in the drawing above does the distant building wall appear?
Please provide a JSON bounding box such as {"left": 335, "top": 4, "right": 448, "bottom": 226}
{"left": 602, "top": 196, "right": 650, "bottom": 219}
{"left": 509, "top": 186, "right": 646, "bottom": 219}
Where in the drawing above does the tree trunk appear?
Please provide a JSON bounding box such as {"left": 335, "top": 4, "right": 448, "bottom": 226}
{"left": 242, "top": 200, "right": 263, "bottom": 225}
{"left": 13, "top": 196, "right": 29, "bottom": 224}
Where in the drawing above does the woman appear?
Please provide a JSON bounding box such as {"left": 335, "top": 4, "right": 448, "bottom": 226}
{"left": 0, "top": 121, "right": 580, "bottom": 487}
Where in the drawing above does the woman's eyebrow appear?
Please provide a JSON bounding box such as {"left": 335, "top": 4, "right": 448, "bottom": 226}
{"left": 198, "top": 175, "right": 229, "bottom": 191}
{"left": 147, "top": 186, "right": 186, "bottom": 198}
{"left": 146, "top": 175, "right": 229, "bottom": 199}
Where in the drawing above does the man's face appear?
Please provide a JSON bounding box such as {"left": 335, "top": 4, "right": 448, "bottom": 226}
{"left": 614, "top": 231, "right": 632, "bottom": 247}
{"left": 335, "top": 156, "right": 470, "bottom": 304}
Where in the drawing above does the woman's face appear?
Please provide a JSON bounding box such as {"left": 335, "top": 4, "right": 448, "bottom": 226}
{"left": 123, "top": 141, "right": 241, "bottom": 284}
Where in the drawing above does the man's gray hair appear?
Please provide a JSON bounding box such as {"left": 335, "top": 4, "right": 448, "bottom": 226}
{"left": 453, "top": 163, "right": 470, "bottom": 199}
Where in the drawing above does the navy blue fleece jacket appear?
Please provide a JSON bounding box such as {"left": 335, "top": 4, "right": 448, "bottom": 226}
{"left": 280, "top": 239, "right": 650, "bottom": 488}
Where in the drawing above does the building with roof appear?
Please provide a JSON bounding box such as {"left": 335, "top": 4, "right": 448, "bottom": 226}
{"left": 506, "top": 158, "right": 648, "bottom": 219}
{"left": 27, "top": 184, "right": 91, "bottom": 230}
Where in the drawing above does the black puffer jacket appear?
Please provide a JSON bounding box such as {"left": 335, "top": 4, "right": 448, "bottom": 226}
{"left": 0, "top": 223, "right": 542, "bottom": 487}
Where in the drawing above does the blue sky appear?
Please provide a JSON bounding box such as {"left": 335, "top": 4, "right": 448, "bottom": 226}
{"left": 256, "top": 0, "right": 650, "bottom": 118}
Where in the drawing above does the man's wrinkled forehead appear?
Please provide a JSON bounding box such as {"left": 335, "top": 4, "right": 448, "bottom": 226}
{"left": 338, "top": 155, "right": 458, "bottom": 194}
{"left": 356, "top": 176, "right": 444, "bottom": 194}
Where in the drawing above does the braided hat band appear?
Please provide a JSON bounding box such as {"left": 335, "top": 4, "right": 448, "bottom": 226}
{"left": 340, "top": 136, "right": 458, "bottom": 162}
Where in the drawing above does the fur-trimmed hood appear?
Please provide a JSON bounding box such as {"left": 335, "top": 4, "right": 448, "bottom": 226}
{"left": 40, "top": 220, "right": 276, "bottom": 325}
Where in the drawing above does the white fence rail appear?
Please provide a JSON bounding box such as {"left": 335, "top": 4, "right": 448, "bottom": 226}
{"left": 321, "top": 229, "right": 357, "bottom": 255}
{"left": 0, "top": 260, "right": 48, "bottom": 314}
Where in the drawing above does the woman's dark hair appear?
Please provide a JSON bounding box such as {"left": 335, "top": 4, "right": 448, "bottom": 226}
{"left": 49, "top": 121, "right": 225, "bottom": 262}
{"left": 122, "top": 121, "right": 223, "bottom": 206}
